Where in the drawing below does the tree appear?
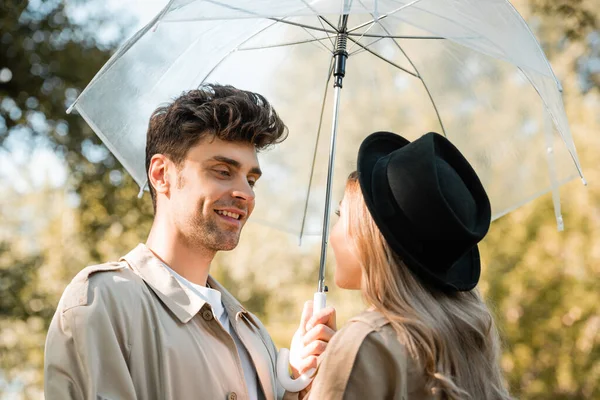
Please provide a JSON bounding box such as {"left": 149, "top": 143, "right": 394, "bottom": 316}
{"left": 529, "top": 0, "right": 600, "bottom": 93}
{"left": 0, "top": 0, "right": 145, "bottom": 395}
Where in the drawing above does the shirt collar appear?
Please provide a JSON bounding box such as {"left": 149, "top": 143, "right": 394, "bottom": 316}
{"left": 121, "top": 243, "right": 249, "bottom": 324}
{"left": 162, "top": 263, "right": 225, "bottom": 321}
{"left": 206, "top": 274, "right": 253, "bottom": 323}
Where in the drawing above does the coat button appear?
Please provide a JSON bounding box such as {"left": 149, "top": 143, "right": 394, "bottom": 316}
{"left": 227, "top": 392, "right": 237, "bottom": 400}
{"left": 202, "top": 309, "right": 213, "bottom": 321}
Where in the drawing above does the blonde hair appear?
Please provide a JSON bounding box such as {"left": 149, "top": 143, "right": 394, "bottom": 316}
{"left": 343, "top": 171, "right": 511, "bottom": 400}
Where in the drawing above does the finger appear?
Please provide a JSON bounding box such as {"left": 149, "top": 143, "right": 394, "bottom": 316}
{"left": 303, "top": 324, "right": 335, "bottom": 346}
{"left": 306, "top": 306, "right": 337, "bottom": 332}
{"left": 298, "top": 300, "right": 314, "bottom": 334}
{"left": 300, "top": 339, "right": 328, "bottom": 359}
{"left": 297, "top": 355, "right": 318, "bottom": 375}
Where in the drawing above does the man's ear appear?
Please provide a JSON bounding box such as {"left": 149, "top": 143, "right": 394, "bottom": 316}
{"left": 148, "top": 154, "right": 171, "bottom": 196}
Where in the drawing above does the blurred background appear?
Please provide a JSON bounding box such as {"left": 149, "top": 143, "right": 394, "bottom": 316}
{"left": 0, "top": 0, "right": 598, "bottom": 398}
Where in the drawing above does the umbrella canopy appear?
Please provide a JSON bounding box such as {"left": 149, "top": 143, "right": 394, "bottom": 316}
{"left": 69, "top": 0, "right": 584, "bottom": 238}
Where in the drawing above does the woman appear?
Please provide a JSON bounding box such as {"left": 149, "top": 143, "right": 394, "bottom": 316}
{"left": 308, "top": 131, "right": 511, "bottom": 399}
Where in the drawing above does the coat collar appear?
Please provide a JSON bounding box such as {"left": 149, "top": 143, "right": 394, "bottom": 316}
{"left": 121, "top": 243, "right": 249, "bottom": 324}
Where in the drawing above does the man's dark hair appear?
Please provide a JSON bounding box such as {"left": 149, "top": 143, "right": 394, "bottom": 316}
{"left": 145, "top": 84, "right": 288, "bottom": 211}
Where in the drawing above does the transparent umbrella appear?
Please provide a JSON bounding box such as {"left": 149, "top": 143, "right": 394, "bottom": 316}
{"left": 68, "top": 0, "right": 585, "bottom": 390}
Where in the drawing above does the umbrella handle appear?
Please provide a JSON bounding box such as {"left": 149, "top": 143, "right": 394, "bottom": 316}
{"left": 276, "top": 291, "right": 327, "bottom": 392}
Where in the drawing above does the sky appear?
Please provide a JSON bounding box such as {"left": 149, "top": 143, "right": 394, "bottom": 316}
{"left": 105, "top": 0, "right": 169, "bottom": 34}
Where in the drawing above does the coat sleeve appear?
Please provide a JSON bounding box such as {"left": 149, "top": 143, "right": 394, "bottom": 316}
{"left": 307, "top": 323, "right": 403, "bottom": 400}
{"left": 44, "top": 269, "right": 137, "bottom": 400}
{"left": 339, "top": 332, "right": 400, "bottom": 399}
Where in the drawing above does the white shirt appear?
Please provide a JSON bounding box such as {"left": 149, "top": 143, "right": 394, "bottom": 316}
{"left": 163, "top": 264, "right": 259, "bottom": 400}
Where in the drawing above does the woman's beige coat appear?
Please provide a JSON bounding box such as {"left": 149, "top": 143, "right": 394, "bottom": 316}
{"left": 308, "top": 310, "right": 434, "bottom": 400}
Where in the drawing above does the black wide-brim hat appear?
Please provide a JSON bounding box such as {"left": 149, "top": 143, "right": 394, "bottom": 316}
{"left": 357, "top": 131, "right": 492, "bottom": 292}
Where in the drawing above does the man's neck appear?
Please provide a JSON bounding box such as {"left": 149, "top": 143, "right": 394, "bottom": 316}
{"left": 146, "top": 218, "right": 215, "bottom": 287}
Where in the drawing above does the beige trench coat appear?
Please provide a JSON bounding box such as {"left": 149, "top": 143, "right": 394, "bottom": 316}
{"left": 308, "top": 310, "right": 434, "bottom": 400}
{"left": 44, "top": 244, "right": 298, "bottom": 400}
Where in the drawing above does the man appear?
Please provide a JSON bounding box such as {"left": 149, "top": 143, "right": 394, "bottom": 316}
{"left": 44, "top": 85, "right": 336, "bottom": 400}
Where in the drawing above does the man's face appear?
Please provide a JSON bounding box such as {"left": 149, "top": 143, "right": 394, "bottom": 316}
{"left": 167, "top": 136, "right": 261, "bottom": 252}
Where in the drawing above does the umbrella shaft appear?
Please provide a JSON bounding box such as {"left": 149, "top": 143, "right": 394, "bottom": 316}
{"left": 333, "top": 33, "right": 348, "bottom": 88}
{"left": 318, "top": 85, "right": 343, "bottom": 293}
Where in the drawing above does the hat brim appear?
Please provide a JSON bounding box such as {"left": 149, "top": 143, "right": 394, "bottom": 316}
{"left": 357, "top": 131, "right": 480, "bottom": 292}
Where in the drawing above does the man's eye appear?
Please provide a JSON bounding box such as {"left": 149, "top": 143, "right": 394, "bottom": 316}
{"left": 215, "top": 169, "right": 230, "bottom": 177}
{"left": 248, "top": 180, "right": 256, "bottom": 188}
{"left": 335, "top": 209, "right": 340, "bottom": 217}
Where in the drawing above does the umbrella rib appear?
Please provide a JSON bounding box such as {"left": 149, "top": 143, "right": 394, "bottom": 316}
{"left": 298, "top": 0, "right": 337, "bottom": 46}
{"left": 348, "top": 0, "right": 481, "bottom": 45}
{"left": 238, "top": 37, "right": 333, "bottom": 52}
{"left": 318, "top": 18, "right": 337, "bottom": 48}
{"left": 347, "top": 0, "right": 424, "bottom": 34}
{"left": 517, "top": 67, "right": 585, "bottom": 179}
{"left": 347, "top": 33, "right": 445, "bottom": 39}
{"left": 346, "top": 36, "right": 420, "bottom": 78}
{"left": 316, "top": 17, "right": 337, "bottom": 48}
{"left": 506, "top": 1, "right": 562, "bottom": 90}
{"left": 267, "top": 18, "right": 338, "bottom": 35}
{"left": 202, "top": 0, "right": 282, "bottom": 20}
{"left": 358, "top": 4, "right": 447, "bottom": 136}
{"left": 198, "top": 53, "right": 234, "bottom": 86}
{"left": 194, "top": 1, "right": 443, "bottom": 40}
{"left": 145, "top": 23, "right": 233, "bottom": 104}
{"left": 389, "top": 34, "right": 448, "bottom": 136}
{"left": 352, "top": 1, "right": 489, "bottom": 46}
{"left": 347, "top": 21, "right": 378, "bottom": 53}
{"left": 349, "top": 36, "right": 385, "bottom": 56}
{"left": 301, "top": 26, "right": 335, "bottom": 53}
{"left": 298, "top": 59, "right": 335, "bottom": 241}
{"left": 198, "top": 20, "right": 282, "bottom": 85}
{"left": 349, "top": 2, "right": 447, "bottom": 136}
{"left": 201, "top": 0, "right": 336, "bottom": 36}
{"left": 319, "top": 16, "right": 340, "bottom": 33}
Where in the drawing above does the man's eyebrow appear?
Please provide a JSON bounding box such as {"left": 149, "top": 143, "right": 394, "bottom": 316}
{"left": 210, "top": 156, "right": 262, "bottom": 177}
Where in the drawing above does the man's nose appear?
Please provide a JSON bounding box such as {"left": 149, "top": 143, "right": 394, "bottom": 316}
{"left": 232, "top": 180, "right": 255, "bottom": 202}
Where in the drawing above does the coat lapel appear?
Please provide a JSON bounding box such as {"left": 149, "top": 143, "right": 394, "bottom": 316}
{"left": 121, "top": 244, "right": 205, "bottom": 323}
{"left": 209, "top": 277, "right": 276, "bottom": 400}
{"left": 234, "top": 314, "right": 276, "bottom": 400}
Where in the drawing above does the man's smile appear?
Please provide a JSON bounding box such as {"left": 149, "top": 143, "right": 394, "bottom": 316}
{"left": 214, "top": 208, "right": 246, "bottom": 226}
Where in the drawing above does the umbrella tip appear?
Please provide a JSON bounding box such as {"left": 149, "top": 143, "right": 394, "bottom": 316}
{"left": 138, "top": 180, "right": 149, "bottom": 199}
{"left": 556, "top": 215, "right": 564, "bottom": 232}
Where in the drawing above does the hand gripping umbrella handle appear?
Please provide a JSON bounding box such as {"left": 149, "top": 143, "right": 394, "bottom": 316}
{"left": 276, "top": 291, "right": 327, "bottom": 392}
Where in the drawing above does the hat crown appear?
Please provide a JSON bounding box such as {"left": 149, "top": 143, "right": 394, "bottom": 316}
{"left": 436, "top": 158, "right": 477, "bottom": 229}
{"left": 385, "top": 133, "right": 484, "bottom": 245}
{"left": 358, "top": 131, "right": 491, "bottom": 292}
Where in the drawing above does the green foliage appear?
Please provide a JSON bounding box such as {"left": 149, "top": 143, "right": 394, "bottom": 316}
{"left": 0, "top": 242, "right": 44, "bottom": 320}
{"left": 530, "top": 0, "right": 598, "bottom": 42}
{"left": 0, "top": 0, "right": 152, "bottom": 395}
